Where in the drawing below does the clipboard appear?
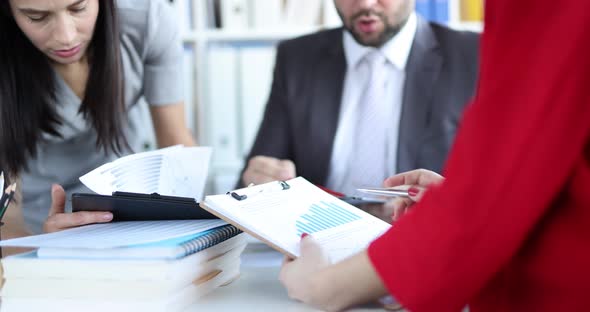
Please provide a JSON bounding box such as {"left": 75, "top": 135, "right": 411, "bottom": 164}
{"left": 199, "top": 200, "right": 296, "bottom": 258}
{"left": 199, "top": 181, "right": 297, "bottom": 258}
{"left": 199, "top": 178, "right": 391, "bottom": 261}
{"left": 72, "top": 192, "right": 218, "bottom": 221}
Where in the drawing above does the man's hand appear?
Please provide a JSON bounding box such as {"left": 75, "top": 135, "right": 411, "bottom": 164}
{"left": 43, "top": 184, "right": 113, "bottom": 233}
{"left": 242, "top": 156, "right": 296, "bottom": 185}
{"left": 383, "top": 169, "right": 445, "bottom": 222}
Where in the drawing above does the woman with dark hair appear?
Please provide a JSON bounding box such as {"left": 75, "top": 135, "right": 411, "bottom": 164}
{"left": 279, "top": 0, "right": 590, "bottom": 311}
{"left": 0, "top": 0, "right": 195, "bottom": 239}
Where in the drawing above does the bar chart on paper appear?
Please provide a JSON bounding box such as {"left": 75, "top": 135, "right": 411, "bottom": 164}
{"left": 296, "top": 201, "right": 362, "bottom": 236}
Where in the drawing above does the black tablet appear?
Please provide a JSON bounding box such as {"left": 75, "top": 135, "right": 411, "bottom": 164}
{"left": 71, "top": 192, "right": 218, "bottom": 221}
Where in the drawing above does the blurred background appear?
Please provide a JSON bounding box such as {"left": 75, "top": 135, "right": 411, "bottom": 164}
{"left": 158, "top": 0, "right": 484, "bottom": 195}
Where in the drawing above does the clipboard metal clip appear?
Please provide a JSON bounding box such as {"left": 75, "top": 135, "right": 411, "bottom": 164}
{"left": 227, "top": 180, "right": 291, "bottom": 201}
{"left": 279, "top": 180, "right": 290, "bottom": 190}
{"left": 228, "top": 192, "right": 247, "bottom": 201}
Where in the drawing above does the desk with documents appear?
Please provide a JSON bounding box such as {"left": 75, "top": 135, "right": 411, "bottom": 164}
{"left": 193, "top": 242, "right": 389, "bottom": 312}
{"left": 0, "top": 240, "right": 390, "bottom": 311}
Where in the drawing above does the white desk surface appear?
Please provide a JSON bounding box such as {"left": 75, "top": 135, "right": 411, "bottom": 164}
{"left": 190, "top": 242, "right": 387, "bottom": 311}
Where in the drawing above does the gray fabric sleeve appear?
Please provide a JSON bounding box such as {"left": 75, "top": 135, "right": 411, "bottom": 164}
{"left": 142, "top": 0, "right": 184, "bottom": 106}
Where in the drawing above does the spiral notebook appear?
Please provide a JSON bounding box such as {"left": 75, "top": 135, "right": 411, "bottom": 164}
{"left": 0, "top": 220, "right": 241, "bottom": 260}
{"left": 36, "top": 224, "right": 243, "bottom": 260}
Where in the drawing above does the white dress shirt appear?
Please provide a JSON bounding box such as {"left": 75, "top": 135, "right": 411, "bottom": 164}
{"left": 326, "top": 13, "right": 418, "bottom": 194}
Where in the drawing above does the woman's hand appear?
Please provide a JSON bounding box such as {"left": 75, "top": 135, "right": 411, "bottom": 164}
{"left": 279, "top": 234, "right": 330, "bottom": 305}
{"left": 384, "top": 169, "right": 445, "bottom": 222}
{"left": 43, "top": 184, "right": 113, "bottom": 233}
{"left": 280, "top": 236, "right": 389, "bottom": 311}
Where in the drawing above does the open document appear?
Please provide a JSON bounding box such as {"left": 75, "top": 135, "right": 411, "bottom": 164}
{"left": 200, "top": 177, "right": 391, "bottom": 263}
{"left": 79, "top": 146, "right": 211, "bottom": 201}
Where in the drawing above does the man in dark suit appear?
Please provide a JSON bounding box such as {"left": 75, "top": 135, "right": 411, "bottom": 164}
{"left": 240, "top": 0, "right": 479, "bottom": 200}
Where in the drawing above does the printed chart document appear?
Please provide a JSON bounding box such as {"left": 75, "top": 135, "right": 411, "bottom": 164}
{"left": 200, "top": 177, "right": 391, "bottom": 262}
{"left": 79, "top": 146, "right": 211, "bottom": 201}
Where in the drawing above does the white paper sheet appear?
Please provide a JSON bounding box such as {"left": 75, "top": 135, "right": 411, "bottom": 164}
{"left": 203, "top": 177, "right": 391, "bottom": 263}
{"left": 0, "top": 219, "right": 227, "bottom": 249}
{"left": 79, "top": 146, "right": 211, "bottom": 201}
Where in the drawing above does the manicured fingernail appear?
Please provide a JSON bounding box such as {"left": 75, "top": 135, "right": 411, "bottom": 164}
{"left": 408, "top": 187, "right": 420, "bottom": 197}
{"left": 103, "top": 213, "right": 113, "bottom": 221}
{"left": 301, "top": 233, "right": 309, "bottom": 239}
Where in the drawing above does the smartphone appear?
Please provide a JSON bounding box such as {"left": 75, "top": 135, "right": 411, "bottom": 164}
{"left": 340, "top": 196, "right": 387, "bottom": 206}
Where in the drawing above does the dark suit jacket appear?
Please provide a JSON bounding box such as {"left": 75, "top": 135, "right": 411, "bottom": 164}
{"left": 241, "top": 17, "right": 480, "bottom": 187}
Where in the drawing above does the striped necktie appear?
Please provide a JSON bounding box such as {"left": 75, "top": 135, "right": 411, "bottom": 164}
{"left": 343, "top": 50, "right": 389, "bottom": 196}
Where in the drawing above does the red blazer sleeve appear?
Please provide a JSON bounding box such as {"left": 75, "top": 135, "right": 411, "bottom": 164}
{"left": 368, "top": 1, "right": 590, "bottom": 311}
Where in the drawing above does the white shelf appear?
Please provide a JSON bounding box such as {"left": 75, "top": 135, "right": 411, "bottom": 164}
{"left": 182, "top": 27, "right": 324, "bottom": 42}
{"left": 182, "top": 22, "right": 483, "bottom": 44}
{"left": 449, "top": 21, "right": 484, "bottom": 32}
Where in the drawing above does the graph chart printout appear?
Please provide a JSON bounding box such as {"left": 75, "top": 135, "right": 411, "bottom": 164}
{"left": 202, "top": 177, "right": 390, "bottom": 263}
{"left": 296, "top": 201, "right": 362, "bottom": 236}
{"left": 79, "top": 146, "right": 211, "bottom": 201}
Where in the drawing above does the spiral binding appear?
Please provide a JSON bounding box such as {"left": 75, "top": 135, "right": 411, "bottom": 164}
{"left": 180, "top": 225, "right": 242, "bottom": 257}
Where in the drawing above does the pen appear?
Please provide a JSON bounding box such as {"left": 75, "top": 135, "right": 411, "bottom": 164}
{"left": 340, "top": 196, "right": 388, "bottom": 204}
{"left": 0, "top": 176, "right": 9, "bottom": 211}
{"left": 0, "top": 183, "right": 17, "bottom": 220}
{"left": 0, "top": 171, "right": 4, "bottom": 196}
{"left": 356, "top": 187, "right": 410, "bottom": 198}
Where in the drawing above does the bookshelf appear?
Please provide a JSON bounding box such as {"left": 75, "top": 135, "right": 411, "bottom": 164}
{"left": 169, "top": 0, "right": 483, "bottom": 195}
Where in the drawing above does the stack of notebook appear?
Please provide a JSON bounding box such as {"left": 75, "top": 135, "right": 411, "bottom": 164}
{"left": 0, "top": 220, "right": 246, "bottom": 311}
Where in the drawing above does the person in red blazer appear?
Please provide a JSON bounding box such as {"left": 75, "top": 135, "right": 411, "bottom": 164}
{"left": 279, "top": 0, "right": 590, "bottom": 311}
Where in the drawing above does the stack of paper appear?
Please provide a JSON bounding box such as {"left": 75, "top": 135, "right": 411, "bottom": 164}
{"left": 0, "top": 220, "right": 247, "bottom": 312}
{"left": 79, "top": 145, "right": 212, "bottom": 201}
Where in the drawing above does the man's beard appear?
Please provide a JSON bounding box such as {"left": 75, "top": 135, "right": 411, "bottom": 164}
{"left": 342, "top": 9, "right": 409, "bottom": 48}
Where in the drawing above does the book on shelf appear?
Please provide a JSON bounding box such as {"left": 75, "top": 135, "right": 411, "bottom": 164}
{"left": 248, "top": 0, "right": 283, "bottom": 29}
{"left": 415, "top": 0, "right": 433, "bottom": 21}
{"left": 204, "top": 0, "right": 334, "bottom": 30}
{"left": 460, "top": 0, "right": 484, "bottom": 21}
{"left": 219, "top": 0, "right": 249, "bottom": 29}
{"left": 322, "top": 0, "right": 342, "bottom": 27}
{"left": 1, "top": 233, "right": 247, "bottom": 281}
{"left": 0, "top": 261, "right": 241, "bottom": 312}
{"left": 169, "top": 0, "right": 194, "bottom": 34}
{"left": 183, "top": 43, "right": 196, "bottom": 131}
{"left": 283, "top": 0, "right": 322, "bottom": 27}
{"left": 415, "top": 0, "right": 450, "bottom": 24}
{"left": 237, "top": 45, "right": 276, "bottom": 157}
{"left": 431, "top": 0, "right": 449, "bottom": 24}
{"left": 206, "top": 44, "right": 241, "bottom": 167}
{"left": 200, "top": 177, "right": 391, "bottom": 263}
